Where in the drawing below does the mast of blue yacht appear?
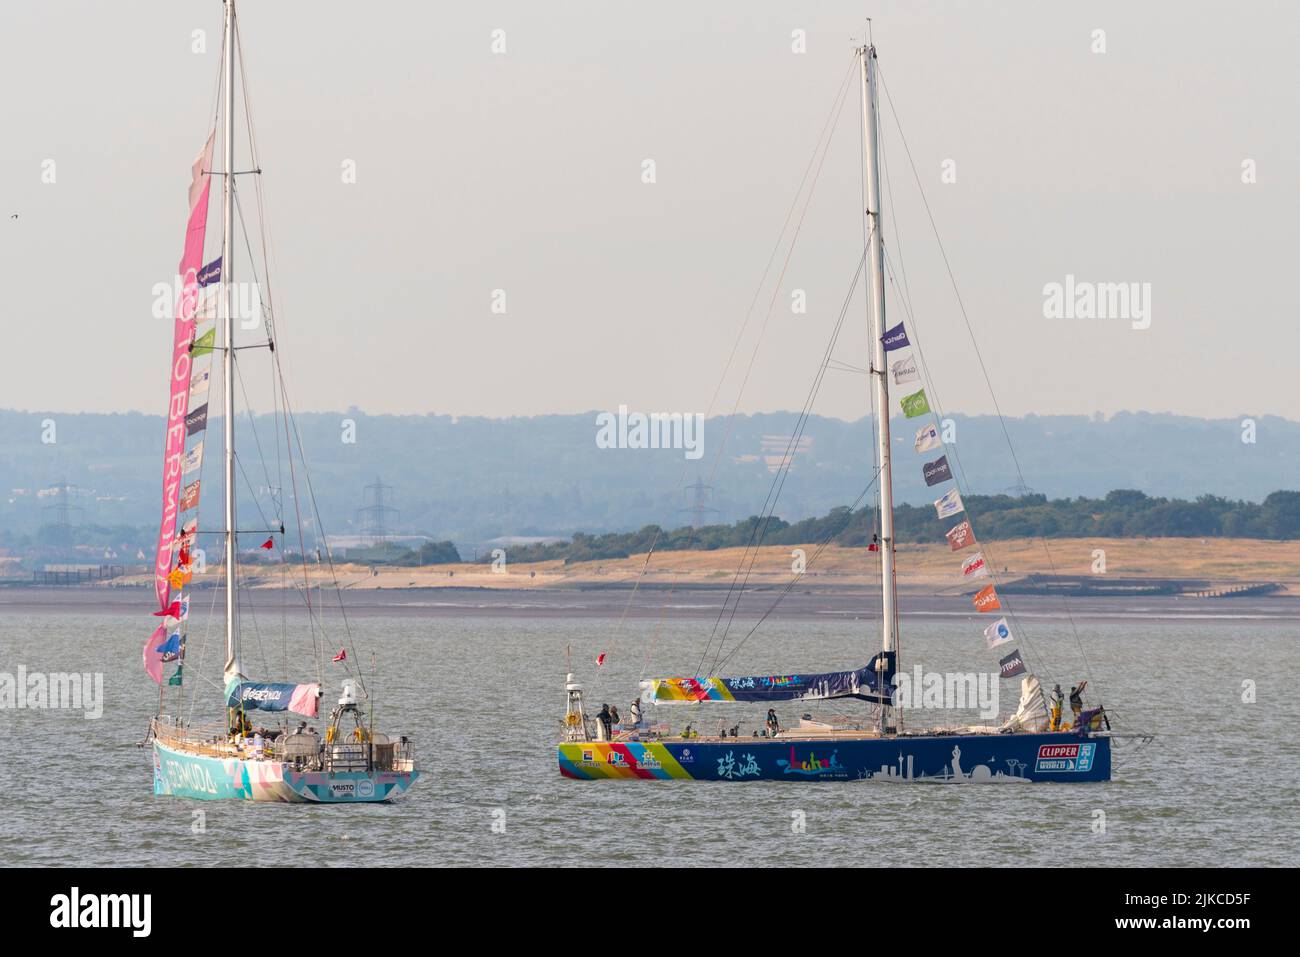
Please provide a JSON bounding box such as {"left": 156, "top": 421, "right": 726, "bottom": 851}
{"left": 860, "top": 41, "right": 897, "bottom": 732}
{"left": 221, "top": 0, "right": 242, "bottom": 688}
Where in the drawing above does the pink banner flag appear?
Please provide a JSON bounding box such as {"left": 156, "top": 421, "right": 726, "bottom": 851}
{"left": 143, "top": 625, "right": 168, "bottom": 685}
{"left": 152, "top": 131, "right": 215, "bottom": 614}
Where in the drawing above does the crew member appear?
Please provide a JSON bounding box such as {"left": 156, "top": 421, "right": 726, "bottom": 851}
{"left": 1069, "top": 681, "right": 1087, "bottom": 721}
{"left": 1049, "top": 684, "right": 1064, "bottom": 731}
{"left": 765, "top": 709, "right": 781, "bottom": 737}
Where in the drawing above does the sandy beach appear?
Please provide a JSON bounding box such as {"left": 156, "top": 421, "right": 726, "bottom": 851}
{"left": 36, "top": 535, "right": 1297, "bottom": 601}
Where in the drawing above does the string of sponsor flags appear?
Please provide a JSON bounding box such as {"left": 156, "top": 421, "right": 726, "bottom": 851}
{"left": 882, "top": 320, "right": 1026, "bottom": 683}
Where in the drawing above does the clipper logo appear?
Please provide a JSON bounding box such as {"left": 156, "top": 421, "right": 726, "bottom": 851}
{"left": 1035, "top": 742, "right": 1096, "bottom": 773}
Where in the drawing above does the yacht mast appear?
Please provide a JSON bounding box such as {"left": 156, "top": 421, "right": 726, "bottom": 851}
{"left": 860, "top": 44, "right": 897, "bottom": 676}
{"left": 221, "top": 0, "right": 241, "bottom": 683}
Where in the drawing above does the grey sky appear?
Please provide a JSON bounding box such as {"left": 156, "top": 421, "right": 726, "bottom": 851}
{"left": 1, "top": 1, "right": 1296, "bottom": 421}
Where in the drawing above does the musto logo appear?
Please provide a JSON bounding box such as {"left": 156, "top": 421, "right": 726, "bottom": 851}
{"left": 1035, "top": 742, "right": 1096, "bottom": 773}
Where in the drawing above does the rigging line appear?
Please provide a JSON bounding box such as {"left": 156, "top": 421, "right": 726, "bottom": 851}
{"left": 703, "top": 246, "right": 867, "bottom": 674}
{"left": 237, "top": 21, "right": 345, "bottom": 690}
{"left": 714, "top": 473, "right": 880, "bottom": 673}
{"left": 703, "top": 251, "right": 868, "bottom": 676}
{"left": 873, "top": 115, "right": 1045, "bottom": 676}
{"left": 824, "top": 358, "right": 870, "bottom": 375}
{"left": 708, "top": 250, "right": 868, "bottom": 669}
{"left": 278, "top": 384, "right": 365, "bottom": 692}
{"left": 601, "top": 55, "right": 858, "bottom": 694}
{"left": 871, "top": 172, "right": 1058, "bottom": 682}
{"left": 232, "top": 19, "right": 293, "bottom": 685}
{"left": 686, "top": 70, "right": 860, "bottom": 680}
{"left": 234, "top": 34, "right": 290, "bottom": 676}
{"left": 230, "top": 421, "right": 283, "bottom": 682}
{"left": 233, "top": 350, "right": 278, "bottom": 523}
{"left": 184, "top": 569, "right": 226, "bottom": 724}
{"left": 873, "top": 162, "right": 1059, "bottom": 683}
{"left": 881, "top": 249, "right": 1057, "bottom": 682}
{"left": 876, "top": 66, "right": 1082, "bottom": 685}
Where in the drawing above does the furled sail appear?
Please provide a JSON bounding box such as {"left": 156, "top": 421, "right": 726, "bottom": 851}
{"left": 999, "top": 674, "right": 1049, "bottom": 733}
{"left": 225, "top": 680, "right": 322, "bottom": 717}
{"left": 650, "top": 651, "right": 895, "bottom": 704}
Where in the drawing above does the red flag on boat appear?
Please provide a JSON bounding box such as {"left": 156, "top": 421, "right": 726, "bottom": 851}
{"left": 153, "top": 600, "right": 182, "bottom": 618}
{"left": 260, "top": 537, "right": 274, "bottom": 550}
{"left": 595, "top": 653, "right": 606, "bottom": 666}
{"left": 333, "top": 648, "right": 346, "bottom": 662}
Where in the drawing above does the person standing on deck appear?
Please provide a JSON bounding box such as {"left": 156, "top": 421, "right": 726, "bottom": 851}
{"left": 595, "top": 704, "right": 611, "bottom": 741}
{"left": 1049, "top": 684, "right": 1064, "bottom": 731}
{"left": 629, "top": 698, "right": 643, "bottom": 728}
{"left": 1069, "top": 682, "right": 1087, "bottom": 722}
{"left": 766, "top": 709, "right": 781, "bottom": 737}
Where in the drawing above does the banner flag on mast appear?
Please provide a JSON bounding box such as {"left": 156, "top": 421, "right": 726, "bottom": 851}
{"left": 143, "top": 625, "right": 167, "bottom": 684}
{"left": 973, "top": 584, "right": 1001, "bottom": 612}
{"left": 999, "top": 648, "right": 1027, "bottom": 678}
{"left": 890, "top": 354, "right": 919, "bottom": 386}
{"left": 881, "top": 321, "right": 910, "bottom": 352}
{"left": 185, "top": 403, "right": 208, "bottom": 436}
{"left": 935, "top": 488, "right": 965, "bottom": 519}
{"left": 961, "top": 551, "right": 989, "bottom": 579}
{"left": 181, "top": 441, "right": 204, "bottom": 475}
{"left": 914, "top": 422, "right": 941, "bottom": 453}
{"left": 197, "top": 256, "right": 222, "bottom": 286}
{"left": 984, "top": 617, "right": 1013, "bottom": 649}
{"left": 178, "top": 480, "right": 200, "bottom": 512}
{"left": 922, "top": 455, "right": 952, "bottom": 487}
{"left": 946, "top": 520, "right": 977, "bottom": 550}
{"left": 900, "top": 389, "right": 931, "bottom": 418}
{"left": 188, "top": 366, "right": 211, "bottom": 405}
{"left": 190, "top": 326, "right": 216, "bottom": 357}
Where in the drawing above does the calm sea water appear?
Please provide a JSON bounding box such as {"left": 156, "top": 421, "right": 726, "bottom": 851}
{"left": 1, "top": 601, "right": 1296, "bottom": 867}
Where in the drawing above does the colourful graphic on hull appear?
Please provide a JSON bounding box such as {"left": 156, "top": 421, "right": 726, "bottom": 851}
{"left": 558, "top": 732, "right": 1110, "bottom": 783}
{"left": 152, "top": 742, "right": 417, "bottom": 802}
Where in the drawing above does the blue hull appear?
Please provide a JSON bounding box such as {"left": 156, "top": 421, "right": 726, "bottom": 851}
{"left": 559, "top": 731, "right": 1110, "bottom": 782}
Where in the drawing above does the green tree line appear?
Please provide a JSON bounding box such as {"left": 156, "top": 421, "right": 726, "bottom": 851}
{"left": 486, "top": 489, "right": 1300, "bottom": 565}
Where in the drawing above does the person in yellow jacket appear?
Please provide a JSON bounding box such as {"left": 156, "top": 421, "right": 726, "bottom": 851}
{"left": 1049, "top": 684, "right": 1064, "bottom": 731}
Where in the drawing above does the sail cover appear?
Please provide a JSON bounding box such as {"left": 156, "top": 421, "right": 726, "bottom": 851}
{"left": 650, "top": 652, "right": 895, "bottom": 704}
{"left": 225, "top": 680, "right": 321, "bottom": 717}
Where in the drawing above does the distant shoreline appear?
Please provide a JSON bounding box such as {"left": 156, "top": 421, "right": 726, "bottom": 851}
{"left": 21, "top": 534, "right": 1293, "bottom": 591}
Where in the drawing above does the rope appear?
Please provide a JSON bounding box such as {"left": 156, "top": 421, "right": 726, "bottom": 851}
{"left": 876, "top": 61, "right": 1094, "bottom": 695}
{"left": 596, "top": 54, "right": 859, "bottom": 697}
